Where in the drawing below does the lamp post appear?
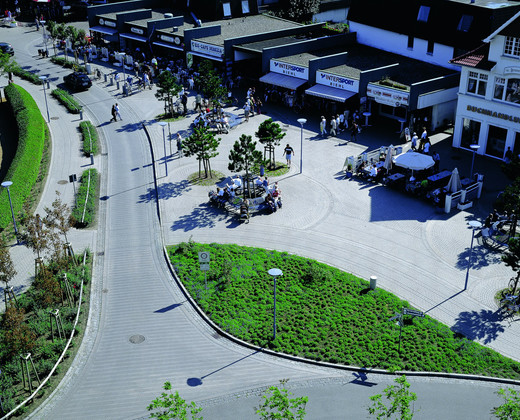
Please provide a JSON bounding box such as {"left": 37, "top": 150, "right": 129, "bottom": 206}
{"left": 159, "top": 122, "right": 168, "bottom": 177}
{"left": 39, "top": 75, "right": 50, "bottom": 123}
{"left": 469, "top": 144, "right": 480, "bottom": 180}
{"left": 465, "top": 220, "right": 482, "bottom": 290}
{"left": 268, "top": 268, "right": 282, "bottom": 340}
{"left": 297, "top": 118, "right": 306, "bottom": 174}
{"left": 1, "top": 181, "right": 19, "bottom": 244}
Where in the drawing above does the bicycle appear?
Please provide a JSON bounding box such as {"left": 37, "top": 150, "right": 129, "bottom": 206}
{"left": 500, "top": 292, "right": 520, "bottom": 321}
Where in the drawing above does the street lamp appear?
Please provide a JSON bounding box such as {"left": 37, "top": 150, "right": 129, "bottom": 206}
{"left": 268, "top": 268, "right": 282, "bottom": 340}
{"left": 39, "top": 75, "right": 50, "bottom": 123}
{"left": 1, "top": 181, "right": 19, "bottom": 244}
{"left": 465, "top": 220, "right": 482, "bottom": 290}
{"left": 469, "top": 144, "right": 480, "bottom": 180}
{"left": 297, "top": 118, "right": 306, "bottom": 174}
{"left": 159, "top": 122, "right": 168, "bottom": 177}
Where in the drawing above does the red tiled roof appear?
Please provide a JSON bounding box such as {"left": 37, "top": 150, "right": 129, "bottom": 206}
{"left": 449, "top": 43, "right": 495, "bottom": 70}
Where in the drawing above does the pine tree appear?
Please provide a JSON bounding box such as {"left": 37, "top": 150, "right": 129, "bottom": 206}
{"left": 183, "top": 123, "right": 221, "bottom": 178}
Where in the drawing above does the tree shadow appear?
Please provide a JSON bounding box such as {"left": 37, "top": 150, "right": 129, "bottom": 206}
{"left": 455, "top": 244, "right": 502, "bottom": 270}
{"left": 137, "top": 181, "right": 191, "bottom": 204}
{"left": 451, "top": 309, "right": 505, "bottom": 344}
{"left": 171, "top": 203, "right": 228, "bottom": 232}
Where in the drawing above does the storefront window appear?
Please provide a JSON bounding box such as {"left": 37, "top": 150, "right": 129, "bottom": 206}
{"left": 513, "top": 132, "right": 520, "bottom": 158}
{"left": 505, "top": 78, "right": 520, "bottom": 104}
{"left": 486, "top": 125, "right": 507, "bottom": 158}
{"left": 460, "top": 118, "right": 480, "bottom": 149}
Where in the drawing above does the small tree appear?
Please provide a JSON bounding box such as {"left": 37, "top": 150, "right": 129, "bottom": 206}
{"left": 228, "top": 135, "right": 264, "bottom": 197}
{"left": 183, "top": 123, "right": 221, "bottom": 178}
{"left": 46, "top": 20, "right": 59, "bottom": 56}
{"left": 0, "top": 235, "right": 16, "bottom": 291}
{"left": 44, "top": 191, "right": 72, "bottom": 244}
{"left": 21, "top": 213, "right": 50, "bottom": 276}
{"left": 276, "top": 0, "right": 320, "bottom": 22}
{"left": 2, "top": 306, "right": 36, "bottom": 359}
{"left": 502, "top": 238, "right": 520, "bottom": 295}
{"left": 368, "top": 375, "right": 417, "bottom": 420}
{"left": 155, "top": 70, "right": 182, "bottom": 116}
{"left": 492, "top": 388, "right": 520, "bottom": 420}
{"left": 255, "top": 379, "right": 308, "bottom": 420}
{"left": 255, "top": 118, "right": 286, "bottom": 170}
{"left": 194, "top": 59, "right": 227, "bottom": 105}
{"left": 147, "top": 381, "right": 203, "bottom": 419}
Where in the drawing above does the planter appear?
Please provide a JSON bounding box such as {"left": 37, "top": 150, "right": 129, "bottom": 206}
{"left": 457, "top": 201, "right": 473, "bottom": 210}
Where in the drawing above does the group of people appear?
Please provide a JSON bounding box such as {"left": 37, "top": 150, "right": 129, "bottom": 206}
{"left": 110, "top": 103, "right": 122, "bottom": 122}
{"left": 319, "top": 110, "right": 362, "bottom": 141}
{"left": 243, "top": 87, "right": 262, "bottom": 122}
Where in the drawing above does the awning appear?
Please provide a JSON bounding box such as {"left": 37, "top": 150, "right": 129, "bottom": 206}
{"left": 259, "top": 72, "right": 306, "bottom": 90}
{"left": 305, "top": 84, "right": 357, "bottom": 102}
{"left": 188, "top": 51, "right": 223, "bottom": 62}
{"left": 153, "top": 41, "right": 184, "bottom": 51}
{"left": 90, "top": 26, "right": 118, "bottom": 36}
{"left": 120, "top": 33, "right": 148, "bottom": 43}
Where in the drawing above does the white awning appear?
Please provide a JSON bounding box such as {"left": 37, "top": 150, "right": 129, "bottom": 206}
{"left": 153, "top": 41, "right": 184, "bottom": 51}
{"left": 90, "top": 26, "right": 118, "bottom": 35}
{"left": 188, "top": 50, "right": 223, "bottom": 62}
{"left": 305, "top": 84, "right": 357, "bottom": 102}
{"left": 259, "top": 72, "right": 307, "bottom": 90}
{"left": 120, "top": 33, "right": 148, "bottom": 43}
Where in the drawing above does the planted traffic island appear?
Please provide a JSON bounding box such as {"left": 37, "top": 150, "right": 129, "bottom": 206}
{"left": 168, "top": 242, "right": 520, "bottom": 379}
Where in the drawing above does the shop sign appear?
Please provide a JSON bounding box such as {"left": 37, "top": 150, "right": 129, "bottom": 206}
{"left": 191, "top": 40, "right": 224, "bottom": 58}
{"left": 131, "top": 27, "right": 144, "bottom": 35}
{"left": 270, "top": 60, "right": 308, "bottom": 80}
{"left": 504, "top": 67, "right": 520, "bottom": 75}
{"left": 99, "top": 19, "right": 116, "bottom": 28}
{"left": 466, "top": 105, "right": 520, "bottom": 123}
{"left": 316, "top": 71, "right": 358, "bottom": 92}
{"left": 367, "top": 83, "right": 409, "bottom": 107}
{"left": 160, "top": 35, "right": 174, "bottom": 43}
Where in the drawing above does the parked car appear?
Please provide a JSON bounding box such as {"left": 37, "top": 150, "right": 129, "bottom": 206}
{"left": 63, "top": 72, "right": 92, "bottom": 91}
{"left": 0, "top": 42, "right": 14, "bottom": 56}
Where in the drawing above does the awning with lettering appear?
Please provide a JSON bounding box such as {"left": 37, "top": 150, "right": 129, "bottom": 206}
{"left": 153, "top": 41, "right": 184, "bottom": 51}
{"left": 90, "top": 26, "right": 118, "bottom": 36}
{"left": 188, "top": 51, "right": 223, "bottom": 62}
{"left": 120, "top": 33, "right": 148, "bottom": 43}
{"left": 305, "top": 84, "right": 357, "bottom": 102}
{"left": 259, "top": 72, "right": 306, "bottom": 90}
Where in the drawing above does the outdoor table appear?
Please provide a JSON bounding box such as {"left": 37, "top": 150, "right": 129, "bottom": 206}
{"left": 427, "top": 170, "right": 451, "bottom": 183}
{"left": 397, "top": 118, "right": 406, "bottom": 133}
{"left": 363, "top": 112, "right": 371, "bottom": 127}
{"left": 387, "top": 173, "right": 405, "bottom": 182}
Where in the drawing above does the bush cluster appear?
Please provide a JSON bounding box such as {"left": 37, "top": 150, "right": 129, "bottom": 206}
{"left": 11, "top": 67, "right": 43, "bottom": 85}
{"left": 50, "top": 88, "right": 82, "bottom": 114}
{"left": 79, "top": 121, "right": 99, "bottom": 156}
{"left": 0, "top": 84, "right": 45, "bottom": 230}
{"left": 71, "top": 168, "right": 98, "bottom": 227}
{"left": 49, "top": 56, "right": 86, "bottom": 73}
{"left": 169, "top": 243, "right": 520, "bottom": 379}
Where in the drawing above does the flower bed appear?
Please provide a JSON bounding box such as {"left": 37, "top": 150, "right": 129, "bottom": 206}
{"left": 71, "top": 168, "right": 98, "bottom": 227}
{"left": 50, "top": 88, "right": 82, "bottom": 114}
{"left": 79, "top": 121, "right": 99, "bottom": 156}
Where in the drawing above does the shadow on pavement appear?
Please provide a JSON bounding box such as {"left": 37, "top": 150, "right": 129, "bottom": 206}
{"left": 455, "top": 244, "right": 502, "bottom": 271}
{"left": 171, "top": 203, "right": 227, "bottom": 232}
{"left": 137, "top": 180, "right": 191, "bottom": 204}
{"left": 368, "top": 185, "right": 433, "bottom": 222}
{"left": 452, "top": 308, "right": 505, "bottom": 344}
{"left": 154, "top": 302, "right": 185, "bottom": 313}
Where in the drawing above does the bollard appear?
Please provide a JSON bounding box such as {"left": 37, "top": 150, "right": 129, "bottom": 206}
{"left": 79, "top": 109, "right": 83, "bottom": 120}
{"left": 46, "top": 80, "right": 50, "bottom": 90}
{"left": 90, "top": 153, "right": 94, "bottom": 165}
{"left": 109, "top": 76, "right": 113, "bottom": 86}
{"left": 369, "top": 275, "right": 377, "bottom": 290}
{"left": 116, "top": 80, "right": 120, "bottom": 90}
{"left": 123, "top": 84, "right": 128, "bottom": 97}
{"left": 104, "top": 73, "right": 108, "bottom": 83}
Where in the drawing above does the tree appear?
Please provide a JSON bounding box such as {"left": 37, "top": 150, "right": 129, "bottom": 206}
{"left": 44, "top": 191, "right": 72, "bottom": 244}
{"left": 275, "top": 0, "right": 320, "bottom": 22}
{"left": 368, "top": 375, "right": 417, "bottom": 420}
{"left": 20, "top": 213, "right": 50, "bottom": 276}
{"left": 46, "top": 20, "right": 59, "bottom": 56}
{"left": 65, "top": 25, "right": 79, "bottom": 62}
{"left": 255, "top": 118, "right": 286, "bottom": 170}
{"left": 228, "top": 135, "right": 264, "bottom": 197}
{"left": 503, "top": 238, "right": 520, "bottom": 295}
{"left": 492, "top": 388, "right": 520, "bottom": 420}
{"left": 155, "top": 70, "right": 182, "bottom": 116}
{"left": 0, "top": 235, "right": 17, "bottom": 291}
{"left": 255, "top": 379, "right": 308, "bottom": 420}
{"left": 147, "top": 381, "right": 203, "bottom": 420}
{"left": 183, "top": 123, "right": 221, "bottom": 178}
{"left": 194, "top": 59, "right": 227, "bottom": 105}
{"left": 2, "top": 306, "right": 36, "bottom": 359}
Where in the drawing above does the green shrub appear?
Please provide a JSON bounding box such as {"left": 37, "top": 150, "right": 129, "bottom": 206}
{"left": 11, "top": 66, "right": 43, "bottom": 85}
{"left": 51, "top": 88, "right": 82, "bottom": 114}
{"left": 0, "top": 84, "right": 46, "bottom": 230}
{"left": 71, "top": 168, "right": 98, "bottom": 227}
{"left": 50, "top": 56, "right": 87, "bottom": 73}
{"left": 79, "top": 121, "right": 99, "bottom": 156}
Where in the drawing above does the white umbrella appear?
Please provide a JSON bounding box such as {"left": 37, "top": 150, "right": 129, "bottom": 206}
{"left": 393, "top": 151, "right": 435, "bottom": 171}
{"left": 445, "top": 167, "right": 462, "bottom": 193}
{"left": 384, "top": 145, "right": 394, "bottom": 172}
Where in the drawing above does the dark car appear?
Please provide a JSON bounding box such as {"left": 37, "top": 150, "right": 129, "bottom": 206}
{"left": 63, "top": 72, "right": 92, "bottom": 91}
{"left": 0, "top": 42, "right": 14, "bottom": 56}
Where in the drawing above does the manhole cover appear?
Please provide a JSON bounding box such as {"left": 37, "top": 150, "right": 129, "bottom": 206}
{"left": 102, "top": 288, "right": 108, "bottom": 293}
{"left": 97, "top": 251, "right": 104, "bottom": 256}
{"left": 212, "top": 332, "right": 221, "bottom": 340}
{"left": 57, "top": 180, "right": 68, "bottom": 185}
{"left": 129, "top": 335, "right": 145, "bottom": 344}
{"left": 51, "top": 117, "right": 59, "bottom": 120}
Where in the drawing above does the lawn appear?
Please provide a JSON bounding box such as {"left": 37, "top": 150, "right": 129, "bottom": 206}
{"left": 168, "top": 242, "right": 520, "bottom": 379}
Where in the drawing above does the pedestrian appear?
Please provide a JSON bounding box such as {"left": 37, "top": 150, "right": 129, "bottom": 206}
{"left": 432, "top": 150, "right": 440, "bottom": 172}
{"left": 111, "top": 104, "right": 117, "bottom": 122}
{"left": 35, "top": 17, "right": 40, "bottom": 30}
{"left": 330, "top": 116, "right": 337, "bottom": 137}
{"left": 419, "top": 126, "right": 427, "bottom": 151}
{"left": 283, "top": 143, "right": 294, "bottom": 168}
{"left": 243, "top": 101, "right": 250, "bottom": 122}
{"left": 176, "top": 133, "right": 183, "bottom": 157}
{"left": 255, "top": 97, "right": 262, "bottom": 115}
{"left": 411, "top": 132, "right": 418, "bottom": 151}
{"left": 115, "top": 103, "right": 122, "bottom": 121}
{"left": 320, "top": 116, "right": 327, "bottom": 137}
{"left": 350, "top": 121, "right": 359, "bottom": 141}
{"left": 181, "top": 91, "right": 188, "bottom": 115}
{"left": 188, "top": 75, "right": 194, "bottom": 90}
{"left": 143, "top": 72, "right": 150, "bottom": 90}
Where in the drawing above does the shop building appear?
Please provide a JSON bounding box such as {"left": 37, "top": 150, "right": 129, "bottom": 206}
{"left": 451, "top": 10, "right": 520, "bottom": 160}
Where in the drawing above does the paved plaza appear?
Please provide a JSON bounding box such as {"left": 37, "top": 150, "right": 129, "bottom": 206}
{"left": 0, "top": 24, "right": 519, "bottom": 419}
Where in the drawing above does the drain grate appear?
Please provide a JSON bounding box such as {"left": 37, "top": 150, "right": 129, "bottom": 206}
{"left": 57, "top": 180, "right": 68, "bottom": 185}
{"left": 102, "top": 288, "right": 108, "bottom": 293}
{"left": 129, "top": 335, "right": 145, "bottom": 344}
{"left": 51, "top": 117, "right": 59, "bottom": 120}
{"left": 97, "top": 251, "right": 104, "bottom": 256}
{"left": 212, "top": 332, "right": 222, "bottom": 340}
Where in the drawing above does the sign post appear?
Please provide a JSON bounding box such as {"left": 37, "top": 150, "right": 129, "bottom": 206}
{"left": 389, "top": 308, "right": 424, "bottom": 353}
{"left": 198, "top": 252, "right": 210, "bottom": 289}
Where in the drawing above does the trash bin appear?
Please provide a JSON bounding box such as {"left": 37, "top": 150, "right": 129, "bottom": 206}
{"left": 86, "top": 64, "right": 91, "bottom": 74}
{"left": 122, "top": 84, "right": 128, "bottom": 96}
{"left": 370, "top": 275, "right": 377, "bottom": 290}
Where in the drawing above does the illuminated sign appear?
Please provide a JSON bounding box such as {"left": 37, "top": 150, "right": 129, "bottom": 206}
{"left": 99, "top": 19, "right": 116, "bottom": 28}
{"left": 317, "top": 71, "right": 358, "bottom": 92}
{"left": 160, "top": 35, "right": 174, "bottom": 43}
{"left": 131, "top": 27, "right": 144, "bottom": 35}
{"left": 466, "top": 105, "right": 520, "bottom": 123}
{"left": 270, "top": 60, "right": 308, "bottom": 80}
{"left": 367, "top": 83, "right": 409, "bottom": 107}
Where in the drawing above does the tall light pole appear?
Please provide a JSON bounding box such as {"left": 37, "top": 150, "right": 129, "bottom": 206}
{"left": 469, "top": 144, "right": 480, "bottom": 180}
{"left": 39, "top": 75, "right": 50, "bottom": 123}
{"left": 465, "top": 220, "right": 482, "bottom": 290}
{"left": 1, "top": 181, "right": 19, "bottom": 244}
{"left": 297, "top": 118, "right": 306, "bottom": 174}
{"left": 159, "top": 122, "right": 168, "bottom": 177}
{"left": 268, "top": 268, "right": 282, "bottom": 340}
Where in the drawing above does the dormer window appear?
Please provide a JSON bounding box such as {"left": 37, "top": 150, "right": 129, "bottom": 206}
{"left": 457, "top": 15, "right": 473, "bottom": 32}
{"left": 504, "top": 36, "right": 520, "bottom": 58}
{"left": 417, "top": 6, "right": 430, "bottom": 22}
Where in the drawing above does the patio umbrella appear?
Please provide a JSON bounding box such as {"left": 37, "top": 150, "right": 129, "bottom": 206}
{"left": 393, "top": 151, "right": 435, "bottom": 171}
{"left": 384, "top": 145, "right": 394, "bottom": 172}
{"left": 445, "top": 167, "right": 462, "bottom": 193}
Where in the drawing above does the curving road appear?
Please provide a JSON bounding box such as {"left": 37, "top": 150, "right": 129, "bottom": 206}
{"left": 1, "top": 24, "right": 519, "bottom": 419}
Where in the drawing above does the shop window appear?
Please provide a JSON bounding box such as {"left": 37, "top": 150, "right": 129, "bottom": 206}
{"left": 504, "top": 36, "right": 520, "bottom": 58}
{"left": 486, "top": 125, "right": 507, "bottom": 158}
{"left": 513, "top": 132, "right": 520, "bottom": 158}
{"left": 467, "top": 71, "right": 487, "bottom": 96}
{"left": 427, "top": 40, "right": 434, "bottom": 55}
{"left": 494, "top": 77, "right": 506, "bottom": 100}
{"left": 222, "top": 2, "right": 231, "bottom": 17}
{"left": 505, "top": 78, "right": 520, "bottom": 104}
{"left": 407, "top": 35, "right": 414, "bottom": 50}
{"left": 457, "top": 15, "right": 473, "bottom": 32}
{"left": 241, "top": 0, "right": 250, "bottom": 14}
{"left": 461, "top": 118, "right": 480, "bottom": 149}
{"left": 417, "top": 6, "right": 430, "bottom": 22}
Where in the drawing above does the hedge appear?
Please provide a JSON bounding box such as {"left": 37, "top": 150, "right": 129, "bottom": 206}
{"left": 50, "top": 56, "right": 87, "bottom": 74}
{"left": 51, "top": 88, "right": 82, "bottom": 114}
{"left": 11, "top": 67, "right": 43, "bottom": 85}
{"left": 79, "top": 121, "right": 99, "bottom": 156}
{"left": 71, "top": 168, "right": 98, "bottom": 227}
{"left": 0, "top": 84, "right": 46, "bottom": 230}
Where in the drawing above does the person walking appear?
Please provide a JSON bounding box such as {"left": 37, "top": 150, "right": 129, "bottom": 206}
{"left": 181, "top": 91, "right": 188, "bottom": 115}
{"left": 243, "top": 101, "right": 250, "bottom": 122}
{"left": 115, "top": 103, "right": 122, "bottom": 121}
{"left": 411, "top": 132, "right": 418, "bottom": 151}
{"left": 283, "top": 143, "right": 295, "bottom": 168}
{"left": 350, "top": 121, "right": 359, "bottom": 141}
{"left": 320, "top": 116, "right": 327, "bottom": 137}
{"left": 176, "top": 133, "right": 183, "bottom": 157}
{"left": 432, "top": 150, "right": 440, "bottom": 172}
{"left": 330, "top": 116, "right": 337, "bottom": 137}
